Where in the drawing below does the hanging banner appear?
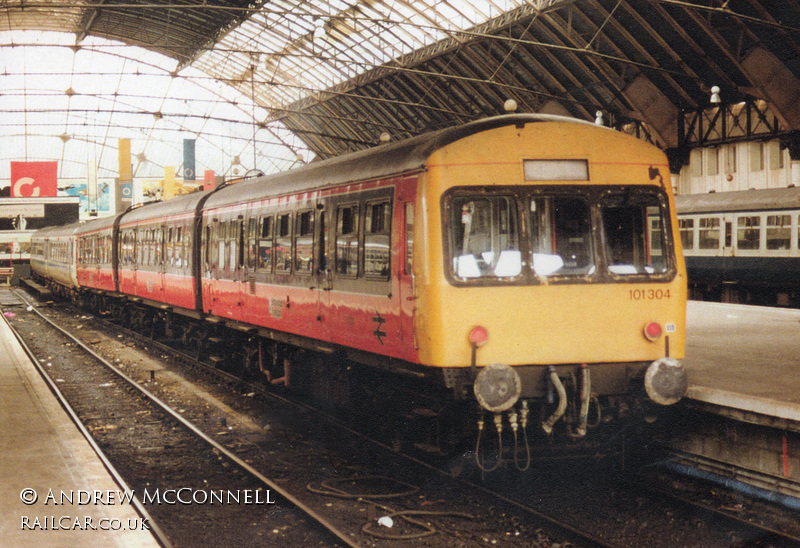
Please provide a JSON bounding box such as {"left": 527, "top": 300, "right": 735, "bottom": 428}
{"left": 118, "top": 139, "right": 132, "bottom": 181}
{"left": 203, "top": 169, "right": 215, "bottom": 190}
{"left": 10, "top": 161, "right": 58, "bottom": 197}
{"left": 183, "top": 139, "right": 196, "bottom": 181}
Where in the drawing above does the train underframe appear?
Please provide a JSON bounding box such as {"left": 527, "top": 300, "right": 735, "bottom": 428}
{"left": 35, "top": 279, "right": 671, "bottom": 470}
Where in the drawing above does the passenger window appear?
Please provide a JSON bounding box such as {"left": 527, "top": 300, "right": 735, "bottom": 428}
{"left": 766, "top": 215, "right": 790, "bottom": 250}
{"left": 295, "top": 210, "right": 314, "bottom": 273}
{"left": 258, "top": 216, "right": 274, "bottom": 272}
{"left": 601, "top": 194, "right": 669, "bottom": 275}
{"left": 364, "top": 201, "right": 391, "bottom": 279}
{"left": 530, "top": 197, "right": 591, "bottom": 277}
{"left": 336, "top": 204, "right": 359, "bottom": 277}
{"left": 218, "top": 222, "right": 228, "bottom": 272}
{"left": 246, "top": 218, "right": 257, "bottom": 269}
{"left": 679, "top": 218, "right": 694, "bottom": 250}
{"left": 404, "top": 204, "right": 414, "bottom": 275}
{"left": 698, "top": 218, "right": 720, "bottom": 250}
{"left": 275, "top": 213, "right": 292, "bottom": 272}
{"left": 736, "top": 216, "right": 760, "bottom": 250}
{"left": 451, "top": 195, "right": 521, "bottom": 279}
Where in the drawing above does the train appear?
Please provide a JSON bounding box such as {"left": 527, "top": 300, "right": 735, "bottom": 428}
{"left": 30, "top": 114, "right": 688, "bottom": 468}
{"left": 676, "top": 187, "right": 800, "bottom": 308}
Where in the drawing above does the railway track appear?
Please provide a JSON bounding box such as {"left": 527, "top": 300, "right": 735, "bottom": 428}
{"left": 7, "top": 287, "right": 800, "bottom": 546}
{"left": 4, "top": 289, "right": 358, "bottom": 547}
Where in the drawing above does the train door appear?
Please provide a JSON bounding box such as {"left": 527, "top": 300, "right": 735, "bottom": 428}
{"left": 234, "top": 216, "right": 247, "bottom": 314}
{"left": 315, "top": 203, "right": 332, "bottom": 342}
{"left": 159, "top": 223, "right": 167, "bottom": 294}
{"left": 723, "top": 214, "right": 734, "bottom": 257}
{"left": 398, "top": 179, "right": 418, "bottom": 361}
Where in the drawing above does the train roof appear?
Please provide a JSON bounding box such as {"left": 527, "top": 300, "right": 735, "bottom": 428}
{"left": 675, "top": 187, "right": 800, "bottom": 214}
{"left": 73, "top": 213, "right": 120, "bottom": 234}
{"left": 204, "top": 114, "right": 600, "bottom": 210}
{"left": 31, "top": 222, "right": 82, "bottom": 239}
{"left": 119, "top": 190, "right": 212, "bottom": 225}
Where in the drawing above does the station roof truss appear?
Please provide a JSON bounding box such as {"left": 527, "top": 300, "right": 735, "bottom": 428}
{"left": 0, "top": 0, "right": 799, "bottom": 181}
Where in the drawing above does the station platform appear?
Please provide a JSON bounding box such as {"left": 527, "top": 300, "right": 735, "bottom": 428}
{"left": 675, "top": 300, "right": 800, "bottom": 501}
{"left": 0, "top": 302, "right": 159, "bottom": 546}
{"left": 684, "top": 300, "right": 800, "bottom": 422}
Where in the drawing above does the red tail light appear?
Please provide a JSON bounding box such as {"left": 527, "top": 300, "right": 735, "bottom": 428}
{"left": 644, "top": 321, "right": 662, "bottom": 341}
{"left": 469, "top": 326, "right": 489, "bottom": 347}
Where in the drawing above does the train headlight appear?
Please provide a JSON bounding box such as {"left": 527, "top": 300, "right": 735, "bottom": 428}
{"left": 474, "top": 363, "right": 521, "bottom": 413}
{"left": 643, "top": 321, "right": 663, "bottom": 341}
{"left": 644, "top": 357, "right": 687, "bottom": 405}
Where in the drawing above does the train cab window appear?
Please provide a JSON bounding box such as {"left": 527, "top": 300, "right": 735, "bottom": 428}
{"left": 698, "top": 218, "right": 721, "bottom": 250}
{"left": 258, "top": 216, "right": 274, "bottom": 272}
{"left": 737, "top": 216, "right": 760, "bottom": 250}
{"left": 601, "top": 194, "right": 669, "bottom": 275}
{"left": 767, "top": 215, "right": 791, "bottom": 250}
{"left": 295, "top": 210, "right": 314, "bottom": 273}
{"left": 530, "top": 197, "right": 591, "bottom": 277}
{"left": 450, "top": 195, "right": 521, "bottom": 280}
{"left": 336, "top": 204, "right": 359, "bottom": 277}
{"left": 364, "top": 201, "right": 391, "bottom": 279}
{"left": 275, "top": 213, "right": 293, "bottom": 272}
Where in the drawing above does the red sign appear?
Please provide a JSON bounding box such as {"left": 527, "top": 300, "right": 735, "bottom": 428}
{"left": 203, "top": 169, "right": 216, "bottom": 190}
{"left": 10, "top": 161, "right": 58, "bottom": 197}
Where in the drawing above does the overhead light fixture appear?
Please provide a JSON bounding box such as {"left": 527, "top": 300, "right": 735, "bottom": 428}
{"left": 595, "top": 110, "right": 604, "bottom": 125}
{"left": 379, "top": 132, "right": 391, "bottom": 143}
{"left": 313, "top": 19, "right": 327, "bottom": 44}
{"left": 503, "top": 99, "right": 518, "bottom": 113}
{"left": 710, "top": 86, "right": 721, "bottom": 104}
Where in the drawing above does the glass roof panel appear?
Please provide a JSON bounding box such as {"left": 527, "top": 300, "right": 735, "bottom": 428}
{"left": 0, "top": 30, "right": 314, "bottom": 186}
{"left": 194, "top": 0, "right": 527, "bottom": 113}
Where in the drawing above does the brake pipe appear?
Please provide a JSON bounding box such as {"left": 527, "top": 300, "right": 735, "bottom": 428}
{"left": 542, "top": 367, "right": 567, "bottom": 435}
{"left": 575, "top": 364, "right": 591, "bottom": 437}
{"left": 513, "top": 401, "right": 531, "bottom": 471}
{"left": 474, "top": 414, "right": 503, "bottom": 473}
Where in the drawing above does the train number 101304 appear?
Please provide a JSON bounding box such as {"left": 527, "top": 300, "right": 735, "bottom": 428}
{"left": 629, "top": 289, "right": 671, "bottom": 301}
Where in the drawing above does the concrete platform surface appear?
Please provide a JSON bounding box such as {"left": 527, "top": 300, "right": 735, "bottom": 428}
{"left": 0, "top": 313, "right": 159, "bottom": 547}
{"left": 684, "top": 300, "right": 800, "bottom": 421}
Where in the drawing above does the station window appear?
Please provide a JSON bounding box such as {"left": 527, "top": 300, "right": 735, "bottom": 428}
{"left": 295, "top": 210, "right": 314, "bottom": 273}
{"left": 365, "top": 201, "right": 392, "bottom": 278}
{"left": 737, "top": 216, "right": 760, "bottom": 250}
{"left": 767, "top": 215, "right": 791, "bottom": 250}
{"left": 698, "top": 218, "right": 720, "bottom": 250}
{"left": 275, "top": 213, "right": 293, "bottom": 272}
{"left": 336, "top": 204, "right": 359, "bottom": 277}
{"left": 679, "top": 218, "right": 694, "bottom": 250}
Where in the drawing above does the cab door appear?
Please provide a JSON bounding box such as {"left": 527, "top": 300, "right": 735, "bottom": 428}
{"left": 397, "top": 179, "right": 418, "bottom": 362}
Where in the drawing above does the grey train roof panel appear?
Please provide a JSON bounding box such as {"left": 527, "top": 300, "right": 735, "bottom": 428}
{"left": 202, "top": 114, "right": 598, "bottom": 210}
{"left": 675, "top": 187, "right": 800, "bottom": 215}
